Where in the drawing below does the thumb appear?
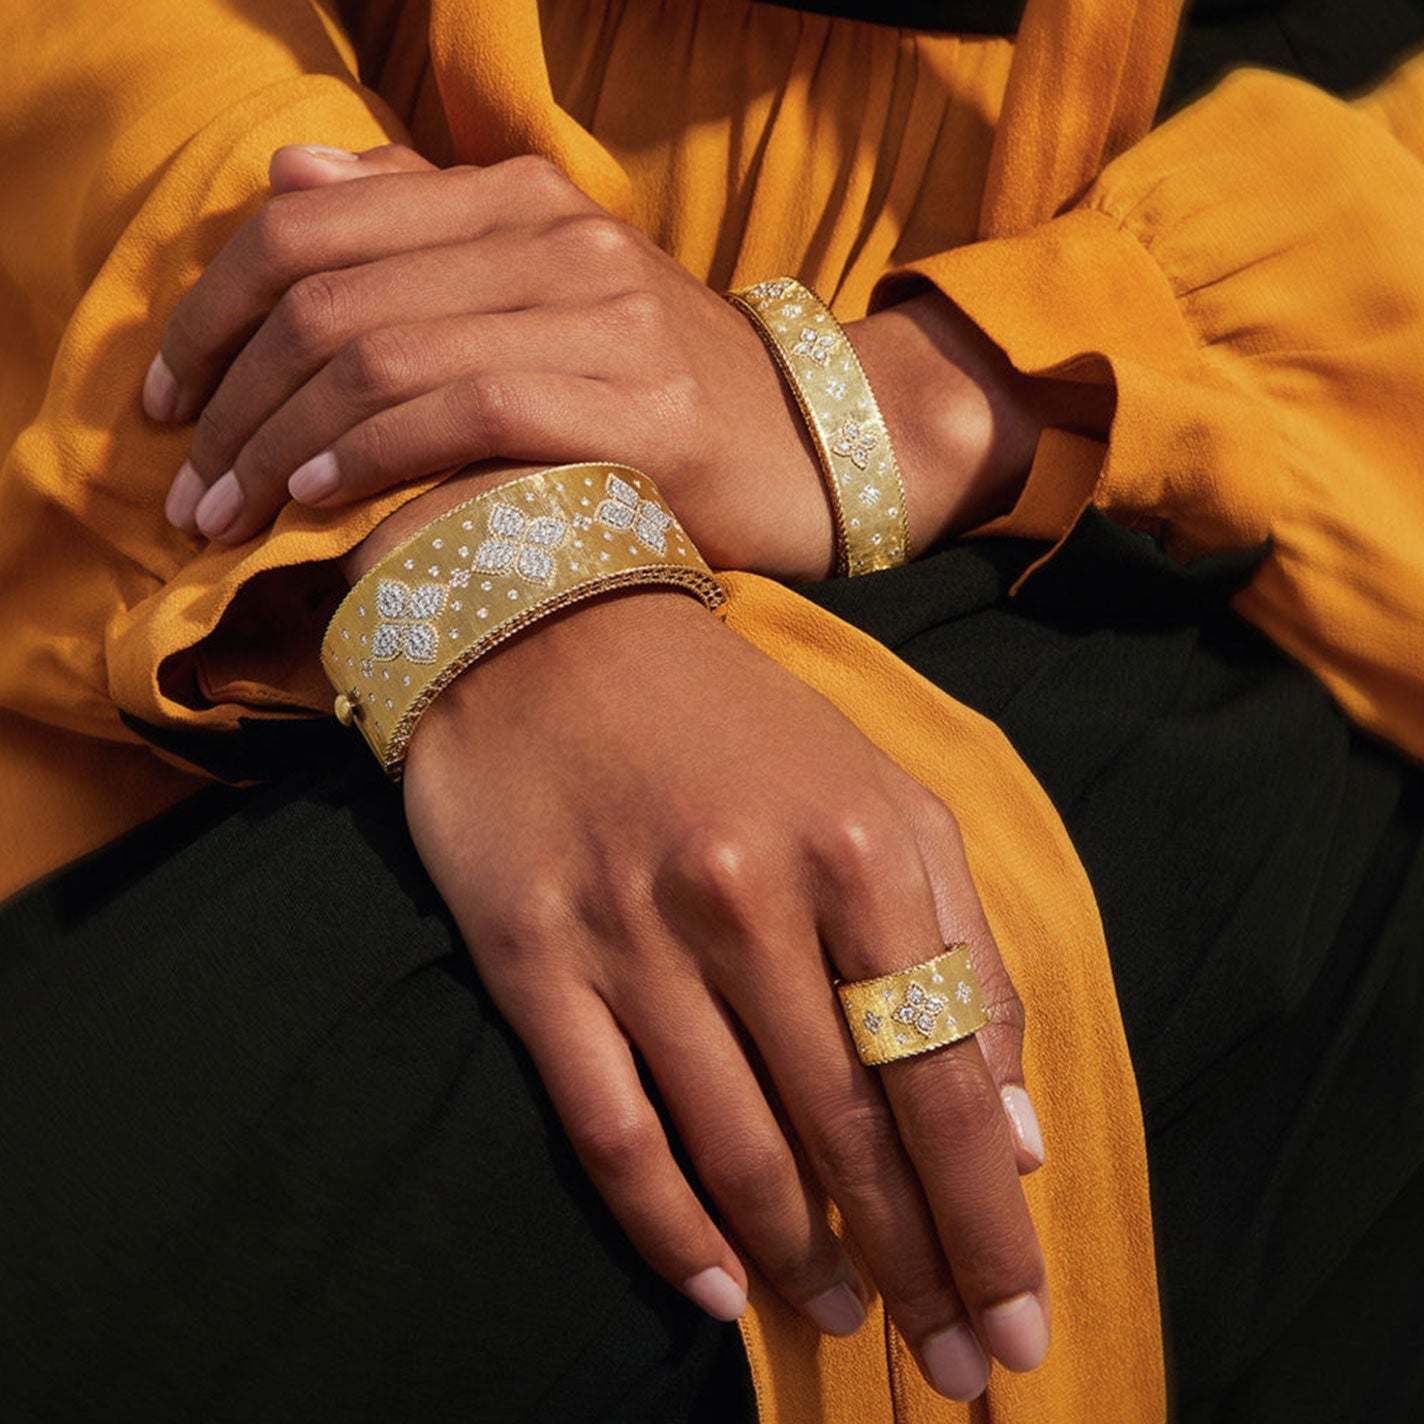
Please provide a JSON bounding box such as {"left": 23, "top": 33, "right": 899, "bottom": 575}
{"left": 268, "top": 141, "right": 437, "bottom": 193}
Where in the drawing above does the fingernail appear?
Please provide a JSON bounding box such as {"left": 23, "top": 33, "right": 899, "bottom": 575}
{"left": 1001, "top": 1085, "right": 1045, "bottom": 1168}
{"left": 682, "top": 1266, "right": 746, "bottom": 1323}
{"left": 300, "top": 145, "right": 360, "bottom": 161}
{"left": 143, "top": 354, "right": 178, "bottom": 422}
{"left": 164, "top": 461, "right": 206, "bottom": 532}
{"left": 983, "top": 1292, "right": 1049, "bottom": 1372}
{"left": 922, "top": 1323, "right": 990, "bottom": 1401}
{"left": 288, "top": 450, "right": 341, "bottom": 504}
{"left": 194, "top": 470, "right": 243, "bottom": 540}
{"left": 805, "top": 1282, "right": 865, "bottom": 1337}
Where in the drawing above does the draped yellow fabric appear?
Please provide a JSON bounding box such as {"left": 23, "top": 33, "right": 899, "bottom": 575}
{"left": 3, "top": 0, "right": 1424, "bottom": 1419}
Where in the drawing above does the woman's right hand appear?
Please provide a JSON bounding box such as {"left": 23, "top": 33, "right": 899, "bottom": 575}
{"left": 400, "top": 585, "right": 1050, "bottom": 1402}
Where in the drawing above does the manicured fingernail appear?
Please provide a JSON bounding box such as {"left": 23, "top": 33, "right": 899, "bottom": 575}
{"left": 983, "top": 1292, "right": 1049, "bottom": 1372}
{"left": 288, "top": 450, "right": 341, "bottom": 504}
{"left": 165, "top": 461, "right": 206, "bottom": 532}
{"left": 195, "top": 470, "right": 243, "bottom": 540}
{"left": 805, "top": 1283, "right": 865, "bottom": 1337}
{"left": 922, "top": 1323, "right": 990, "bottom": 1401}
{"left": 144, "top": 354, "right": 178, "bottom": 422}
{"left": 682, "top": 1266, "right": 747, "bottom": 1322}
{"left": 300, "top": 145, "right": 360, "bottom": 161}
{"left": 1001, "top": 1085, "right": 1045, "bottom": 1168}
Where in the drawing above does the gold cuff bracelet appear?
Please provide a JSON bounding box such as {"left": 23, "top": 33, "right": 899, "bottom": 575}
{"left": 726, "top": 277, "right": 910, "bottom": 577}
{"left": 321, "top": 463, "right": 725, "bottom": 778}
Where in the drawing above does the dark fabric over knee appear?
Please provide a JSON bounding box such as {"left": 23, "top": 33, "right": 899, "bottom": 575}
{"left": 803, "top": 513, "right": 1424, "bottom": 1419}
{"left": 0, "top": 758, "right": 752, "bottom": 1424}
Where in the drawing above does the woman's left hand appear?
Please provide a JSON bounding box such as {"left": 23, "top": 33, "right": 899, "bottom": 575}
{"left": 150, "top": 144, "right": 838, "bottom": 579}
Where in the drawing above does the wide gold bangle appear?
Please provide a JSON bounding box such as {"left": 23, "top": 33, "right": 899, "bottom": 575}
{"left": 726, "top": 277, "right": 910, "bottom": 577}
{"left": 322, "top": 463, "right": 725, "bottom": 778}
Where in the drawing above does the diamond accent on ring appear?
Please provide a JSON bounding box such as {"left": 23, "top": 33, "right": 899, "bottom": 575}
{"left": 890, "top": 980, "right": 948, "bottom": 1038}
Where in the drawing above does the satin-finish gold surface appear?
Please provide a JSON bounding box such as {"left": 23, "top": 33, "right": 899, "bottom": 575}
{"left": 838, "top": 945, "right": 991, "bottom": 1066}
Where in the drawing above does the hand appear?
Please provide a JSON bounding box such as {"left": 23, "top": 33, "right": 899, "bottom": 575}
{"left": 148, "top": 144, "right": 1073, "bottom": 578}
{"left": 400, "top": 584, "right": 1049, "bottom": 1403}
{"left": 149, "top": 144, "right": 834, "bottom": 577}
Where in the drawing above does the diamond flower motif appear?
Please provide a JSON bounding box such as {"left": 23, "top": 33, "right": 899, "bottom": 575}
{"left": 792, "top": 326, "right": 837, "bottom": 365}
{"left": 595, "top": 474, "right": 672, "bottom": 553}
{"left": 955, "top": 981, "right": 974, "bottom": 1005}
{"left": 746, "top": 278, "right": 793, "bottom": 303}
{"left": 831, "top": 417, "right": 879, "bottom": 470}
{"left": 372, "top": 579, "right": 447, "bottom": 665}
{"left": 471, "top": 503, "right": 569, "bottom": 586}
{"left": 863, "top": 1011, "right": 882, "bottom": 1036}
{"left": 891, "top": 980, "right": 948, "bottom": 1038}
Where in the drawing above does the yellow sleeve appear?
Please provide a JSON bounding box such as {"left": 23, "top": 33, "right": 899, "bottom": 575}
{"left": 0, "top": 0, "right": 436, "bottom": 762}
{"left": 884, "top": 54, "right": 1424, "bottom": 763}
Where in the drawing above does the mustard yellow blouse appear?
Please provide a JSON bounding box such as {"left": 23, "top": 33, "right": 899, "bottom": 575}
{"left": 2, "top": 1, "right": 1422, "bottom": 1419}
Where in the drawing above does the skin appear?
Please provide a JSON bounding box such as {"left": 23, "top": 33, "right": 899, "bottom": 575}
{"left": 142, "top": 143, "right": 1111, "bottom": 1400}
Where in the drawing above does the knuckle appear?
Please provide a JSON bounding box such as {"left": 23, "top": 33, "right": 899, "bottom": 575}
{"left": 646, "top": 370, "right": 701, "bottom": 426}
{"left": 556, "top": 211, "right": 633, "bottom": 266}
{"left": 957, "top": 1224, "right": 1044, "bottom": 1304}
{"left": 571, "top": 1107, "right": 664, "bottom": 1181}
{"left": 702, "top": 1134, "right": 792, "bottom": 1216}
{"left": 501, "top": 152, "right": 572, "bottom": 206}
{"left": 338, "top": 330, "right": 412, "bottom": 404}
{"left": 808, "top": 1102, "right": 903, "bottom": 1200}
{"left": 345, "top": 409, "right": 397, "bottom": 480}
{"left": 190, "top": 400, "right": 235, "bottom": 471}
{"left": 278, "top": 270, "right": 349, "bottom": 354}
{"left": 662, "top": 826, "right": 769, "bottom": 930}
{"left": 449, "top": 373, "right": 514, "bottom": 445}
{"left": 597, "top": 286, "right": 661, "bottom": 335}
{"left": 245, "top": 194, "right": 313, "bottom": 276}
{"left": 911, "top": 1057, "right": 1006, "bottom": 1152}
{"left": 474, "top": 889, "right": 571, "bottom": 973}
{"left": 818, "top": 805, "right": 917, "bottom": 903}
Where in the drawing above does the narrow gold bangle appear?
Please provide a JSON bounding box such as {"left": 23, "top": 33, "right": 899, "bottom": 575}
{"left": 726, "top": 277, "right": 910, "bottom": 577}
{"left": 837, "top": 946, "right": 991, "bottom": 1067}
{"left": 322, "top": 464, "right": 725, "bottom": 778}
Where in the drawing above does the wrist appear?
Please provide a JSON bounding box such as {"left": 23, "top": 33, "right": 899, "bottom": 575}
{"left": 846, "top": 288, "right": 1117, "bottom": 550}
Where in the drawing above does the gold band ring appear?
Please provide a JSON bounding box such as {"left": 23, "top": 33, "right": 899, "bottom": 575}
{"left": 838, "top": 946, "right": 990, "bottom": 1067}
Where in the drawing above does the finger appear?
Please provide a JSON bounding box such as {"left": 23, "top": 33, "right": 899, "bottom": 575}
{"left": 817, "top": 812, "right": 1050, "bottom": 1381}
{"left": 266, "top": 142, "right": 436, "bottom": 195}
{"left": 655, "top": 830, "right": 988, "bottom": 1403}
{"left": 513, "top": 983, "right": 750, "bottom": 1323}
{"left": 170, "top": 229, "right": 614, "bottom": 533}
{"left": 171, "top": 235, "right": 600, "bottom": 533}
{"left": 907, "top": 792, "right": 1043, "bottom": 1173}
{"left": 148, "top": 155, "right": 595, "bottom": 425}
{"left": 616, "top": 973, "right": 869, "bottom": 1338}
{"left": 189, "top": 371, "right": 626, "bottom": 543}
